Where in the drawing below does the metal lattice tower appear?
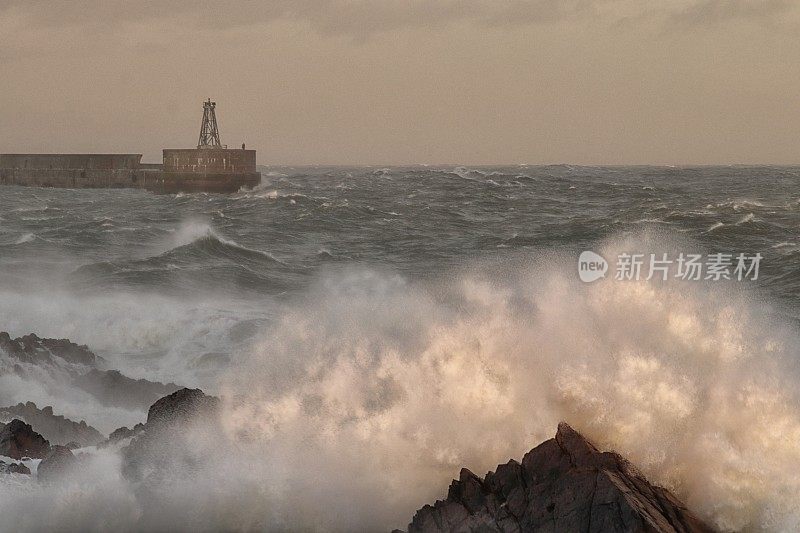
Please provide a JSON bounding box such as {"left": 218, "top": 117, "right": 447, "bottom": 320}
{"left": 197, "top": 99, "right": 221, "bottom": 148}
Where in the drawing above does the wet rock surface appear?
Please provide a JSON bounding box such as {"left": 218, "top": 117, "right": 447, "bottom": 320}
{"left": 121, "top": 388, "right": 221, "bottom": 483}
{"left": 0, "top": 402, "right": 103, "bottom": 447}
{"left": 101, "top": 423, "right": 145, "bottom": 448}
{"left": 145, "top": 387, "right": 220, "bottom": 428}
{"left": 0, "top": 461, "right": 31, "bottom": 475}
{"left": 0, "top": 331, "right": 183, "bottom": 412}
{"left": 0, "top": 419, "right": 50, "bottom": 460}
{"left": 38, "top": 445, "right": 77, "bottom": 483}
{"left": 0, "top": 332, "right": 98, "bottom": 367}
{"left": 406, "top": 423, "right": 715, "bottom": 533}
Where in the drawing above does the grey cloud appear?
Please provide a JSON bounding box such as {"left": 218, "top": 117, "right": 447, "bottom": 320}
{"left": 3, "top": 0, "right": 793, "bottom": 38}
{"left": 0, "top": 0, "right": 589, "bottom": 35}
{"left": 669, "top": 0, "right": 792, "bottom": 27}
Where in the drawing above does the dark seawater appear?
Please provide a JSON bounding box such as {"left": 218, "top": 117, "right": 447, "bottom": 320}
{"left": 2, "top": 166, "right": 800, "bottom": 531}
{"left": 0, "top": 165, "right": 799, "bottom": 383}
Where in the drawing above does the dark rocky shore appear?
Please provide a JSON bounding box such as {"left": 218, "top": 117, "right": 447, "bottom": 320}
{"left": 0, "top": 332, "right": 716, "bottom": 532}
{"left": 0, "top": 332, "right": 182, "bottom": 412}
{"left": 0, "top": 401, "right": 103, "bottom": 447}
{"left": 403, "top": 423, "right": 714, "bottom": 533}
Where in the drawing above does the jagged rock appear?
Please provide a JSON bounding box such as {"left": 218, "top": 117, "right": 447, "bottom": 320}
{"left": 121, "top": 388, "right": 221, "bottom": 482}
{"left": 0, "top": 401, "right": 103, "bottom": 447}
{"left": 108, "top": 426, "right": 136, "bottom": 442}
{"left": 145, "top": 388, "right": 220, "bottom": 428}
{"left": 65, "top": 441, "right": 81, "bottom": 450}
{"left": 0, "top": 461, "right": 31, "bottom": 475}
{"left": 0, "top": 419, "right": 51, "bottom": 459}
{"left": 1, "top": 331, "right": 184, "bottom": 412}
{"left": 73, "top": 369, "right": 182, "bottom": 411}
{"left": 0, "top": 332, "right": 98, "bottom": 367}
{"left": 38, "top": 445, "right": 76, "bottom": 482}
{"left": 406, "top": 423, "right": 715, "bottom": 533}
{"left": 100, "top": 423, "right": 145, "bottom": 448}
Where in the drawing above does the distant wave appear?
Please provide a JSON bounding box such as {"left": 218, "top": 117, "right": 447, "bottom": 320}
{"left": 231, "top": 183, "right": 279, "bottom": 200}
{"left": 253, "top": 190, "right": 279, "bottom": 200}
{"left": 316, "top": 248, "right": 352, "bottom": 261}
{"left": 14, "top": 233, "right": 36, "bottom": 245}
{"left": 736, "top": 213, "right": 756, "bottom": 225}
{"left": 162, "top": 221, "right": 286, "bottom": 265}
{"left": 633, "top": 218, "right": 671, "bottom": 225}
{"left": 232, "top": 184, "right": 320, "bottom": 202}
{"left": 451, "top": 166, "right": 488, "bottom": 180}
{"left": 0, "top": 233, "right": 39, "bottom": 246}
{"left": 12, "top": 205, "right": 49, "bottom": 213}
{"left": 708, "top": 199, "right": 771, "bottom": 211}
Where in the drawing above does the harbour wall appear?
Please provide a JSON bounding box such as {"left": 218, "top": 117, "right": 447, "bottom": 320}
{"left": 0, "top": 152, "right": 261, "bottom": 193}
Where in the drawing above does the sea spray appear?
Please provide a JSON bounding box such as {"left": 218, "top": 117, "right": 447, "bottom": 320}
{"left": 1, "top": 234, "right": 799, "bottom": 531}
{"left": 219, "top": 235, "right": 800, "bottom": 531}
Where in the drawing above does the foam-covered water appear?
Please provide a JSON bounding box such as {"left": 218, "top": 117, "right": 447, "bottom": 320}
{"left": 1, "top": 166, "right": 800, "bottom": 531}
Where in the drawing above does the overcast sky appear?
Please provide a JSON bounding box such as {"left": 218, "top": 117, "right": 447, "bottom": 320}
{"left": 2, "top": 0, "right": 799, "bottom": 165}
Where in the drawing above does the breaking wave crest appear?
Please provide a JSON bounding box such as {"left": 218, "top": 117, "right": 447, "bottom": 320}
{"left": 218, "top": 235, "right": 800, "bottom": 531}
{"left": 161, "top": 220, "right": 284, "bottom": 264}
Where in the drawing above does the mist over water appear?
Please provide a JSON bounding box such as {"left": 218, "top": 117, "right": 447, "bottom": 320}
{"left": 2, "top": 166, "right": 800, "bottom": 531}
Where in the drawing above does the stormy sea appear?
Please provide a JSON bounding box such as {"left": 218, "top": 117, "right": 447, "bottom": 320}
{"left": 1, "top": 165, "right": 800, "bottom": 532}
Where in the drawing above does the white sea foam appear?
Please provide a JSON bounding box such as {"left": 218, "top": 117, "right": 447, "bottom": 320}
{"left": 14, "top": 233, "right": 36, "bottom": 245}
{"left": 735, "top": 200, "right": 766, "bottom": 209}
{"left": 452, "top": 167, "right": 487, "bottom": 180}
{"left": 0, "top": 286, "right": 264, "bottom": 400}
{"left": 736, "top": 213, "right": 756, "bottom": 224}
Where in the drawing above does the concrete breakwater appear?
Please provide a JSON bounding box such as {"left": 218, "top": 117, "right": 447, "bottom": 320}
{"left": 0, "top": 152, "right": 261, "bottom": 194}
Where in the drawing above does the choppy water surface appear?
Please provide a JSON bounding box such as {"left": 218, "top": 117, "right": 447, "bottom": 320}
{"left": 1, "top": 165, "right": 799, "bottom": 375}
{"left": 4, "top": 165, "right": 799, "bottom": 289}
{"left": 2, "top": 166, "right": 800, "bottom": 531}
